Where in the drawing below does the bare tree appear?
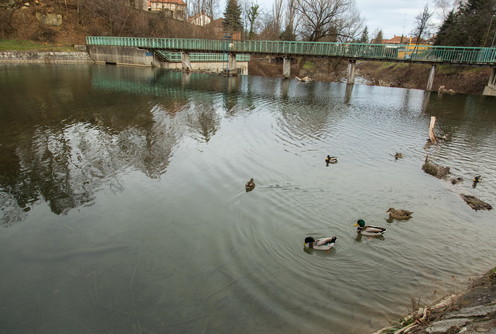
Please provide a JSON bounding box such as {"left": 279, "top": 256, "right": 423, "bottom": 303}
{"left": 294, "top": 0, "right": 362, "bottom": 41}
{"left": 189, "top": 0, "right": 218, "bottom": 19}
{"left": 272, "top": 0, "right": 285, "bottom": 35}
{"left": 411, "top": 3, "right": 434, "bottom": 45}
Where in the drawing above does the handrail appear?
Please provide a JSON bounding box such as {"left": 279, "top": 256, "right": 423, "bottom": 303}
{"left": 86, "top": 36, "right": 496, "bottom": 65}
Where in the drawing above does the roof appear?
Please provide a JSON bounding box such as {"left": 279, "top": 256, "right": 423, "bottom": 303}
{"left": 383, "top": 35, "right": 406, "bottom": 44}
{"left": 383, "top": 35, "right": 426, "bottom": 45}
{"left": 188, "top": 12, "right": 212, "bottom": 22}
{"left": 149, "top": 0, "right": 186, "bottom": 6}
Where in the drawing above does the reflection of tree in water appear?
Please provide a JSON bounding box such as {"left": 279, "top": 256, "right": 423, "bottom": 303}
{"left": 0, "top": 97, "right": 190, "bottom": 226}
{"left": 187, "top": 104, "right": 220, "bottom": 143}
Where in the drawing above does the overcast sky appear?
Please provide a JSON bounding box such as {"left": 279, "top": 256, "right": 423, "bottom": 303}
{"left": 354, "top": 0, "right": 442, "bottom": 39}
{"left": 234, "top": 0, "right": 445, "bottom": 40}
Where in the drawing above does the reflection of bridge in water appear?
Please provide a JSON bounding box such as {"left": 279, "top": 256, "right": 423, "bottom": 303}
{"left": 86, "top": 36, "right": 496, "bottom": 95}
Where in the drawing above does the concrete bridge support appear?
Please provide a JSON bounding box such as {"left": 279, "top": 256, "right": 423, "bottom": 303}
{"left": 228, "top": 53, "right": 237, "bottom": 73}
{"left": 483, "top": 67, "right": 496, "bottom": 96}
{"left": 347, "top": 60, "right": 356, "bottom": 85}
{"left": 426, "top": 65, "right": 436, "bottom": 91}
{"left": 182, "top": 52, "right": 192, "bottom": 71}
{"left": 283, "top": 57, "right": 291, "bottom": 78}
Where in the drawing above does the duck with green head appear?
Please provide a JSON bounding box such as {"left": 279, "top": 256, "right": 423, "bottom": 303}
{"left": 304, "top": 236, "right": 337, "bottom": 251}
{"left": 354, "top": 219, "right": 386, "bottom": 237}
{"left": 325, "top": 155, "right": 338, "bottom": 166}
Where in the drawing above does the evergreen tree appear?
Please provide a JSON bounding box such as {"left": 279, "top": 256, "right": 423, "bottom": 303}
{"left": 280, "top": 24, "right": 297, "bottom": 41}
{"left": 372, "top": 30, "right": 383, "bottom": 44}
{"left": 360, "top": 26, "right": 369, "bottom": 43}
{"left": 434, "top": 0, "right": 496, "bottom": 46}
{"left": 223, "top": 0, "right": 243, "bottom": 32}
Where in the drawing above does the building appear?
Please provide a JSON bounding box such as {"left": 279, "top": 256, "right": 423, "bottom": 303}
{"left": 147, "top": 0, "right": 187, "bottom": 21}
{"left": 188, "top": 12, "right": 212, "bottom": 26}
{"left": 383, "top": 35, "right": 426, "bottom": 45}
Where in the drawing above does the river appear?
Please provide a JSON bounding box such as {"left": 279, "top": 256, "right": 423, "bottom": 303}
{"left": 0, "top": 64, "right": 495, "bottom": 333}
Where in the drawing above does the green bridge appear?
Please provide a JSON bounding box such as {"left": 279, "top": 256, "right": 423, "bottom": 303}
{"left": 86, "top": 36, "right": 496, "bottom": 95}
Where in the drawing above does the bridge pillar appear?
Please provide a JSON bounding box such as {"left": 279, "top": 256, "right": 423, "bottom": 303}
{"left": 483, "top": 67, "right": 496, "bottom": 96}
{"left": 283, "top": 57, "right": 291, "bottom": 78}
{"left": 347, "top": 60, "right": 356, "bottom": 85}
{"left": 182, "top": 52, "right": 192, "bottom": 72}
{"left": 228, "top": 53, "right": 237, "bottom": 73}
{"left": 426, "top": 65, "right": 436, "bottom": 91}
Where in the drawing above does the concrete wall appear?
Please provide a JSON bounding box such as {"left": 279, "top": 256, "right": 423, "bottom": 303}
{"left": 0, "top": 51, "right": 93, "bottom": 64}
{"left": 483, "top": 85, "right": 496, "bottom": 96}
{"left": 88, "top": 45, "right": 248, "bottom": 74}
{"left": 164, "top": 61, "right": 248, "bottom": 75}
{"left": 87, "top": 45, "right": 154, "bottom": 66}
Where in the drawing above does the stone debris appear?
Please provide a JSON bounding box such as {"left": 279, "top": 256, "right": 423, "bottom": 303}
{"left": 460, "top": 194, "right": 493, "bottom": 211}
{"left": 422, "top": 156, "right": 450, "bottom": 179}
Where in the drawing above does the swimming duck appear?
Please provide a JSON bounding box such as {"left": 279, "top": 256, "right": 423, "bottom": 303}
{"left": 386, "top": 208, "right": 413, "bottom": 220}
{"left": 325, "top": 155, "right": 338, "bottom": 166}
{"left": 472, "top": 175, "right": 482, "bottom": 189}
{"left": 394, "top": 153, "right": 403, "bottom": 160}
{"left": 304, "top": 236, "right": 337, "bottom": 251}
{"left": 245, "top": 178, "right": 255, "bottom": 192}
{"left": 354, "top": 219, "right": 386, "bottom": 237}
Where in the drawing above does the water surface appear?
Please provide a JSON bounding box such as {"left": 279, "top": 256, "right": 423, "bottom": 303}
{"left": 1, "top": 64, "right": 495, "bottom": 333}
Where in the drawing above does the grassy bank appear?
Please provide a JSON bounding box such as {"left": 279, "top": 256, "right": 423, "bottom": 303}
{"left": 0, "top": 39, "right": 76, "bottom": 52}
{"left": 357, "top": 61, "right": 491, "bottom": 95}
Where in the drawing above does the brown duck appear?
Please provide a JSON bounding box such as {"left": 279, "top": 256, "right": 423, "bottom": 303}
{"left": 245, "top": 178, "right": 255, "bottom": 192}
{"left": 386, "top": 208, "right": 413, "bottom": 220}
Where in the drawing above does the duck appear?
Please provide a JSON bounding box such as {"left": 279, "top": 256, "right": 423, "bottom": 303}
{"left": 245, "top": 178, "right": 255, "bottom": 192}
{"left": 354, "top": 219, "right": 386, "bottom": 237}
{"left": 304, "top": 236, "right": 337, "bottom": 251}
{"left": 325, "top": 155, "right": 338, "bottom": 166}
{"left": 394, "top": 152, "right": 403, "bottom": 160}
{"left": 386, "top": 208, "right": 413, "bottom": 220}
{"left": 472, "top": 175, "right": 482, "bottom": 189}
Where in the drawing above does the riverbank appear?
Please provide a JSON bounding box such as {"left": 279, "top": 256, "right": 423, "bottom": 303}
{"left": 373, "top": 267, "right": 496, "bottom": 334}
{"left": 0, "top": 50, "right": 93, "bottom": 64}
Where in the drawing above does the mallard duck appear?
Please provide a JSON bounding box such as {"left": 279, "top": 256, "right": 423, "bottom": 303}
{"left": 354, "top": 219, "right": 386, "bottom": 236}
{"left": 386, "top": 208, "right": 413, "bottom": 220}
{"left": 394, "top": 152, "right": 403, "bottom": 160}
{"left": 325, "top": 155, "right": 338, "bottom": 166}
{"left": 245, "top": 178, "right": 255, "bottom": 192}
{"left": 472, "top": 175, "right": 482, "bottom": 189}
{"left": 304, "top": 236, "right": 337, "bottom": 251}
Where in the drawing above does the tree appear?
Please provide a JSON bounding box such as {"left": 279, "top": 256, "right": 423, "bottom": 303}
{"left": 434, "top": 0, "right": 496, "bottom": 46}
{"left": 371, "top": 29, "right": 383, "bottom": 44}
{"left": 411, "top": 4, "right": 434, "bottom": 45}
{"left": 247, "top": 3, "right": 260, "bottom": 38}
{"left": 360, "top": 26, "right": 369, "bottom": 43}
{"left": 223, "top": 0, "right": 243, "bottom": 32}
{"left": 294, "top": 0, "right": 363, "bottom": 42}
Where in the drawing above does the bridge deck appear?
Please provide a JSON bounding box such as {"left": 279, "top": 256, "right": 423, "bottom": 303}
{"left": 86, "top": 36, "right": 496, "bottom": 67}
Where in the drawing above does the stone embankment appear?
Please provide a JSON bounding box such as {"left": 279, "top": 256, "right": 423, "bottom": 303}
{"left": 373, "top": 268, "right": 496, "bottom": 334}
{"left": 0, "top": 51, "right": 93, "bottom": 64}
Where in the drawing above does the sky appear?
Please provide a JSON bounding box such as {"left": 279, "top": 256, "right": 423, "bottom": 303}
{"left": 354, "top": 0, "right": 443, "bottom": 39}
{"left": 233, "top": 0, "right": 446, "bottom": 40}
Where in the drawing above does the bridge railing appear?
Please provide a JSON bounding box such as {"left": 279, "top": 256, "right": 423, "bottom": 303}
{"left": 86, "top": 36, "right": 496, "bottom": 65}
